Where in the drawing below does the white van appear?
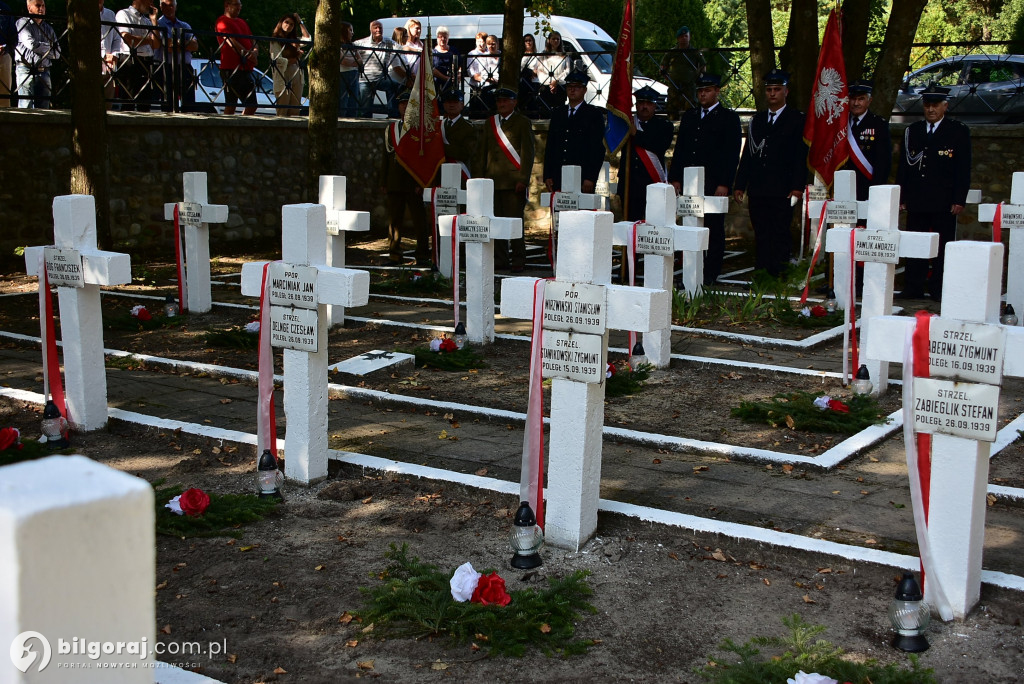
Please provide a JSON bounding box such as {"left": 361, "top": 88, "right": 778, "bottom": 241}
{"left": 374, "top": 12, "right": 665, "bottom": 111}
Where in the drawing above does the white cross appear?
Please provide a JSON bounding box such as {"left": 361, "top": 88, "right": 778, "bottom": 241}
{"left": 24, "top": 195, "right": 132, "bottom": 431}
{"left": 320, "top": 175, "right": 370, "bottom": 327}
{"left": 863, "top": 241, "right": 1024, "bottom": 619}
{"left": 978, "top": 171, "right": 1024, "bottom": 326}
{"left": 240, "top": 204, "right": 370, "bottom": 485}
{"left": 594, "top": 160, "right": 617, "bottom": 199}
{"left": 826, "top": 184, "right": 939, "bottom": 395}
{"left": 539, "top": 165, "right": 607, "bottom": 233}
{"left": 162, "top": 172, "right": 229, "bottom": 314}
{"left": 438, "top": 178, "right": 522, "bottom": 344}
{"left": 500, "top": 210, "right": 670, "bottom": 550}
{"left": 611, "top": 182, "right": 708, "bottom": 366}
{"left": 673, "top": 166, "right": 730, "bottom": 293}
{"left": 809, "top": 171, "right": 869, "bottom": 311}
{"left": 422, "top": 163, "right": 468, "bottom": 278}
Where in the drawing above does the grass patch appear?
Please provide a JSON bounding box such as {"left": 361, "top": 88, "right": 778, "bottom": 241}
{"left": 699, "top": 613, "right": 935, "bottom": 683}
{"left": 357, "top": 544, "right": 596, "bottom": 657}
{"left": 407, "top": 346, "right": 487, "bottom": 371}
{"left": 0, "top": 438, "right": 73, "bottom": 467}
{"left": 605, "top": 362, "right": 653, "bottom": 398}
{"left": 154, "top": 483, "right": 279, "bottom": 539}
{"left": 731, "top": 390, "right": 888, "bottom": 434}
{"left": 774, "top": 306, "right": 846, "bottom": 329}
{"left": 105, "top": 354, "right": 148, "bottom": 371}
{"left": 203, "top": 326, "right": 259, "bottom": 350}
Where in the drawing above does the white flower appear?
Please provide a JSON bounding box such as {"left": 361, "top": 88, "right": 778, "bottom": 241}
{"left": 429, "top": 338, "right": 442, "bottom": 352}
{"left": 165, "top": 495, "right": 185, "bottom": 516}
{"left": 787, "top": 672, "right": 838, "bottom": 684}
{"left": 244, "top": 321, "right": 260, "bottom": 334}
{"left": 800, "top": 307, "right": 811, "bottom": 318}
{"left": 130, "top": 305, "right": 147, "bottom": 318}
{"left": 450, "top": 562, "right": 481, "bottom": 602}
{"left": 812, "top": 395, "right": 832, "bottom": 410}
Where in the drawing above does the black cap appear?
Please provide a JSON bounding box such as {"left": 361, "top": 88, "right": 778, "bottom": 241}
{"left": 676, "top": 26, "right": 690, "bottom": 37}
{"left": 440, "top": 89, "right": 463, "bottom": 103}
{"left": 396, "top": 90, "right": 411, "bottom": 103}
{"left": 696, "top": 74, "right": 721, "bottom": 89}
{"left": 763, "top": 68, "right": 789, "bottom": 86}
{"left": 633, "top": 85, "right": 660, "bottom": 102}
{"left": 565, "top": 71, "right": 590, "bottom": 85}
{"left": 894, "top": 572, "right": 924, "bottom": 601}
{"left": 921, "top": 84, "right": 950, "bottom": 101}
{"left": 494, "top": 87, "right": 517, "bottom": 100}
{"left": 848, "top": 79, "right": 874, "bottom": 95}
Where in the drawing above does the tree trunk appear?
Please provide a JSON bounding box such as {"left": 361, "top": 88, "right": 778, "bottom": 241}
{"left": 308, "top": 0, "right": 341, "bottom": 198}
{"left": 66, "top": 0, "right": 111, "bottom": 249}
{"left": 841, "top": 0, "right": 872, "bottom": 82}
{"left": 500, "top": 0, "right": 524, "bottom": 90}
{"left": 745, "top": 0, "right": 775, "bottom": 111}
{"left": 779, "top": 0, "right": 819, "bottom": 112}
{"left": 873, "top": 0, "right": 929, "bottom": 121}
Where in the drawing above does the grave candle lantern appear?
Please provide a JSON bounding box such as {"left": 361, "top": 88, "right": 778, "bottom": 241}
{"left": 453, "top": 321, "right": 467, "bottom": 349}
{"left": 630, "top": 339, "right": 648, "bottom": 368}
{"left": 825, "top": 289, "right": 838, "bottom": 314}
{"left": 1000, "top": 303, "right": 1017, "bottom": 326}
{"left": 257, "top": 449, "right": 284, "bottom": 500}
{"left": 889, "top": 572, "right": 930, "bottom": 652}
{"left": 852, "top": 364, "right": 873, "bottom": 395}
{"left": 509, "top": 501, "right": 543, "bottom": 569}
{"left": 163, "top": 295, "right": 179, "bottom": 318}
{"left": 41, "top": 400, "right": 69, "bottom": 448}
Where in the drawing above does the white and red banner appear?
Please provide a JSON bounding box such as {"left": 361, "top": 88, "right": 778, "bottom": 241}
{"left": 396, "top": 37, "right": 445, "bottom": 188}
{"left": 520, "top": 279, "right": 550, "bottom": 527}
{"left": 803, "top": 8, "right": 850, "bottom": 187}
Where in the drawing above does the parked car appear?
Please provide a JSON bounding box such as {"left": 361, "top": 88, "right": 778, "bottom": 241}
{"left": 192, "top": 58, "right": 308, "bottom": 115}
{"left": 893, "top": 54, "right": 1024, "bottom": 123}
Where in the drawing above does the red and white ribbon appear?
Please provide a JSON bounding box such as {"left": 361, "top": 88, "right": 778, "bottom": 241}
{"left": 37, "top": 252, "right": 68, "bottom": 426}
{"left": 902, "top": 311, "right": 953, "bottom": 620}
{"left": 799, "top": 201, "right": 830, "bottom": 305}
{"left": 451, "top": 215, "right": 461, "bottom": 326}
{"left": 172, "top": 203, "right": 188, "bottom": 312}
{"left": 520, "top": 278, "right": 549, "bottom": 527}
{"left": 848, "top": 126, "right": 874, "bottom": 180}
{"left": 626, "top": 220, "right": 643, "bottom": 361}
{"left": 994, "top": 202, "right": 1003, "bottom": 244}
{"left": 257, "top": 262, "right": 278, "bottom": 457}
{"left": 547, "top": 192, "right": 557, "bottom": 270}
{"left": 635, "top": 146, "right": 666, "bottom": 183}
{"left": 430, "top": 187, "right": 440, "bottom": 267}
{"left": 843, "top": 228, "right": 860, "bottom": 384}
{"left": 489, "top": 115, "right": 521, "bottom": 169}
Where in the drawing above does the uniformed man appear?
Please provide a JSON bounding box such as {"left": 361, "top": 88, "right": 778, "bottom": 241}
{"left": 669, "top": 74, "right": 741, "bottom": 284}
{"left": 438, "top": 89, "right": 477, "bottom": 181}
{"left": 543, "top": 71, "right": 605, "bottom": 194}
{"left": 734, "top": 69, "right": 808, "bottom": 278}
{"left": 618, "top": 85, "right": 674, "bottom": 222}
{"left": 896, "top": 84, "right": 971, "bottom": 301}
{"left": 480, "top": 88, "right": 535, "bottom": 272}
{"left": 381, "top": 91, "right": 430, "bottom": 266}
{"left": 660, "top": 26, "right": 705, "bottom": 120}
{"left": 841, "top": 79, "right": 892, "bottom": 202}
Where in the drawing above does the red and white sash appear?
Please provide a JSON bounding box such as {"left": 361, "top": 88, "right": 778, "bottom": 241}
{"left": 636, "top": 146, "right": 666, "bottom": 183}
{"left": 848, "top": 120, "right": 873, "bottom": 179}
{"left": 490, "top": 115, "right": 521, "bottom": 170}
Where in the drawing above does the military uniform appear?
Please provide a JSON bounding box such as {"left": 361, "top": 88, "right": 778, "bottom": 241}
{"left": 896, "top": 115, "right": 971, "bottom": 297}
{"left": 543, "top": 100, "right": 606, "bottom": 188}
{"left": 844, "top": 109, "right": 892, "bottom": 201}
{"left": 669, "top": 100, "right": 741, "bottom": 283}
{"left": 480, "top": 103, "right": 535, "bottom": 269}
{"left": 617, "top": 111, "right": 674, "bottom": 222}
{"left": 438, "top": 113, "right": 478, "bottom": 180}
{"left": 734, "top": 104, "right": 808, "bottom": 277}
{"left": 381, "top": 121, "right": 429, "bottom": 264}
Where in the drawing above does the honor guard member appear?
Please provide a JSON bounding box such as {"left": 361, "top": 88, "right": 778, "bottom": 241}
{"left": 480, "top": 87, "right": 535, "bottom": 271}
{"left": 734, "top": 69, "right": 808, "bottom": 277}
{"left": 842, "top": 79, "right": 891, "bottom": 201}
{"left": 669, "top": 74, "right": 741, "bottom": 284}
{"left": 896, "top": 84, "right": 971, "bottom": 301}
{"left": 381, "top": 91, "right": 430, "bottom": 266}
{"left": 437, "top": 88, "right": 478, "bottom": 182}
{"left": 618, "top": 85, "right": 674, "bottom": 222}
{"left": 544, "top": 71, "right": 606, "bottom": 194}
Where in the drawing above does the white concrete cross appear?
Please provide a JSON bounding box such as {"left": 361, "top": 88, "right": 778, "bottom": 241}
{"left": 673, "top": 166, "right": 730, "bottom": 292}
{"left": 241, "top": 204, "right": 370, "bottom": 485}
{"left": 162, "top": 172, "right": 229, "bottom": 314}
{"left": 320, "top": 175, "right": 370, "bottom": 327}
{"left": 864, "top": 241, "right": 1024, "bottom": 619}
{"left": 978, "top": 171, "right": 1024, "bottom": 326}
{"left": 422, "top": 163, "right": 468, "bottom": 278}
{"left": 24, "top": 195, "right": 132, "bottom": 431}
{"left": 540, "top": 165, "right": 607, "bottom": 233}
{"left": 500, "top": 210, "right": 670, "bottom": 550}
{"left": 809, "top": 171, "right": 869, "bottom": 311}
{"left": 826, "top": 184, "right": 939, "bottom": 395}
{"left": 594, "top": 160, "right": 617, "bottom": 199}
{"left": 0, "top": 456, "right": 156, "bottom": 678}
{"left": 611, "top": 182, "right": 708, "bottom": 366}
{"left": 438, "top": 177, "right": 522, "bottom": 344}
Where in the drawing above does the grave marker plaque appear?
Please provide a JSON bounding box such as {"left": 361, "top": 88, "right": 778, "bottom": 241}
{"left": 43, "top": 247, "right": 85, "bottom": 288}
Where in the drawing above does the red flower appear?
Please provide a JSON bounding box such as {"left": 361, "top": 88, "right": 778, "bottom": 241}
{"left": 178, "top": 488, "right": 210, "bottom": 517}
{"left": 809, "top": 305, "right": 828, "bottom": 317}
{"left": 606, "top": 362, "right": 617, "bottom": 378}
{"left": 439, "top": 338, "right": 457, "bottom": 353}
{"left": 470, "top": 572, "right": 511, "bottom": 607}
{"left": 827, "top": 399, "right": 850, "bottom": 413}
{"left": 0, "top": 427, "right": 21, "bottom": 451}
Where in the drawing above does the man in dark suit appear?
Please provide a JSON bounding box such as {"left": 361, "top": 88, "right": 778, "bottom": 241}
{"left": 381, "top": 92, "right": 429, "bottom": 266}
{"left": 896, "top": 84, "right": 972, "bottom": 300}
{"left": 480, "top": 88, "right": 535, "bottom": 271}
{"left": 669, "top": 74, "right": 741, "bottom": 284}
{"left": 734, "top": 69, "right": 808, "bottom": 278}
{"left": 618, "top": 85, "right": 674, "bottom": 222}
{"left": 841, "top": 79, "right": 892, "bottom": 202}
{"left": 543, "top": 71, "right": 605, "bottom": 193}
{"left": 437, "top": 89, "right": 477, "bottom": 181}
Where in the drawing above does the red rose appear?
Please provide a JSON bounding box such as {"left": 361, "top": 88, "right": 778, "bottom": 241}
{"left": 809, "top": 305, "right": 828, "bottom": 317}
{"left": 0, "top": 427, "right": 21, "bottom": 451}
{"left": 439, "top": 338, "right": 457, "bottom": 353}
{"left": 178, "top": 488, "right": 210, "bottom": 517}
{"left": 470, "top": 572, "right": 511, "bottom": 607}
{"left": 827, "top": 399, "right": 850, "bottom": 413}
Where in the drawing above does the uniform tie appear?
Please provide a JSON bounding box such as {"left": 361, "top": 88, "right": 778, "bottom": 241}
{"left": 767, "top": 110, "right": 776, "bottom": 126}
{"left": 701, "top": 108, "right": 709, "bottom": 118}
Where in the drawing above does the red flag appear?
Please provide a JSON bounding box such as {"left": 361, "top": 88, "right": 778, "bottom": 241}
{"left": 803, "top": 8, "right": 849, "bottom": 187}
{"left": 396, "top": 39, "right": 445, "bottom": 188}
{"left": 604, "top": 0, "right": 635, "bottom": 155}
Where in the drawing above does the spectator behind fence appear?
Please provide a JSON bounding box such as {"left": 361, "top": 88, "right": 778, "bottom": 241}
{"left": 466, "top": 31, "right": 494, "bottom": 88}
{"left": 355, "top": 20, "right": 404, "bottom": 118}
{"left": 156, "top": 0, "right": 197, "bottom": 112}
{"left": 116, "top": 0, "right": 161, "bottom": 112}
{"left": 538, "top": 31, "right": 571, "bottom": 111}
{"left": 270, "top": 12, "right": 309, "bottom": 117}
{"left": 0, "top": 1, "right": 16, "bottom": 106}
{"left": 15, "top": 0, "right": 60, "bottom": 109}
{"left": 519, "top": 33, "right": 540, "bottom": 116}
{"left": 432, "top": 25, "right": 459, "bottom": 93}
{"left": 339, "top": 20, "right": 360, "bottom": 117}
{"left": 660, "top": 25, "right": 705, "bottom": 120}
{"left": 400, "top": 21, "right": 423, "bottom": 88}
{"left": 216, "top": 0, "right": 257, "bottom": 115}
{"left": 99, "top": 0, "right": 121, "bottom": 109}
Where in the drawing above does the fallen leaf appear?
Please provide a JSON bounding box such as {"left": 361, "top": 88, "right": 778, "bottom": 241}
{"left": 156, "top": 580, "right": 168, "bottom": 590}
{"left": 539, "top": 623, "right": 551, "bottom": 633}
{"left": 192, "top": 448, "right": 202, "bottom": 455}
{"left": 475, "top": 468, "right": 488, "bottom": 476}
{"left": 160, "top": 625, "right": 171, "bottom": 635}
{"left": 869, "top": 456, "right": 880, "bottom": 462}
{"left": 832, "top": 490, "right": 841, "bottom": 495}
{"left": 357, "top": 661, "right": 375, "bottom": 671}
{"left": 802, "top": 594, "right": 816, "bottom": 604}
{"left": 239, "top": 545, "right": 254, "bottom": 552}
{"left": 856, "top": 477, "right": 864, "bottom": 482}
{"left": 361, "top": 623, "right": 375, "bottom": 634}
{"left": 431, "top": 662, "right": 449, "bottom": 671}
{"left": 273, "top": 667, "right": 287, "bottom": 674}
{"left": 315, "top": 565, "right": 325, "bottom": 571}
{"left": 749, "top": 562, "right": 765, "bottom": 570}
{"left": 861, "top": 490, "right": 869, "bottom": 495}
{"left": 470, "top": 643, "right": 480, "bottom": 652}
{"left": 652, "top": 458, "right": 662, "bottom": 464}
{"left": 987, "top": 493, "right": 997, "bottom": 507}
{"left": 668, "top": 552, "right": 679, "bottom": 561}
{"left": 693, "top": 465, "right": 709, "bottom": 473}
{"left": 818, "top": 567, "right": 832, "bottom": 574}
{"left": 784, "top": 415, "right": 795, "bottom": 429}
{"left": 474, "top": 633, "right": 490, "bottom": 642}
{"left": 361, "top": 496, "right": 373, "bottom": 504}
{"left": 219, "top": 398, "right": 232, "bottom": 404}
{"left": 345, "top": 640, "right": 358, "bottom": 648}
{"left": 762, "top": 578, "right": 771, "bottom": 586}
{"left": 438, "top": 429, "right": 448, "bottom": 439}
{"left": 782, "top": 464, "right": 794, "bottom": 473}
{"left": 716, "top": 573, "right": 728, "bottom": 579}
{"left": 212, "top": 446, "right": 222, "bottom": 454}
{"left": 443, "top": 413, "right": 454, "bottom": 420}
{"left": 451, "top": 421, "right": 461, "bottom": 429}
{"left": 711, "top": 549, "right": 727, "bottom": 562}
{"left": 339, "top": 612, "right": 354, "bottom": 624}
{"left": 865, "top": 539, "right": 877, "bottom": 545}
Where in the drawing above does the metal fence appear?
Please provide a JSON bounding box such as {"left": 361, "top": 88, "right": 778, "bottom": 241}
{"left": 3, "top": 9, "right": 1022, "bottom": 122}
